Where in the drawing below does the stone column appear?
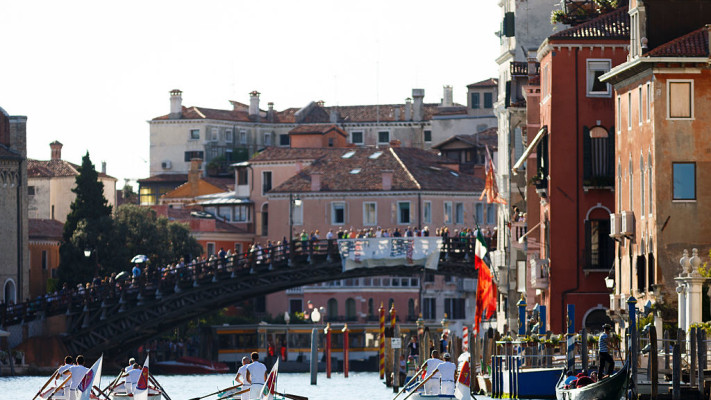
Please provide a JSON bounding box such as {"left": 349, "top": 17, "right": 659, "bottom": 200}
{"left": 676, "top": 249, "right": 708, "bottom": 335}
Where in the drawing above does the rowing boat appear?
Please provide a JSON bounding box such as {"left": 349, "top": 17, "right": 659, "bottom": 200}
{"left": 555, "top": 361, "right": 629, "bottom": 400}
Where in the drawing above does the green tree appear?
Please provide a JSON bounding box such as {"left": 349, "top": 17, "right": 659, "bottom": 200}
{"left": 58, "top": 152, "right": 114, "bottom": 286}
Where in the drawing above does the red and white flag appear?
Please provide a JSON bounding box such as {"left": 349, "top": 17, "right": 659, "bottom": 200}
{"left": 474, "top": 230, "right": 497, "bottom": 334}
{"left": 134, "top": 356, "right": 150, "bottom": 400}
{"left": 260, "top": 359, "right": 279, "bottom": 400}
{"left": 79, "top": 355, "right": 103, "bottom": 400}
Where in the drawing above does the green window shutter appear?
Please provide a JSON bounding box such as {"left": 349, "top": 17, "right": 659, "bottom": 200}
{"left": 583, "top": 126, "right": 592, "bottom": 182}
{"left": 503, "top": 12, "right": 515, "bottom": 37}
{"left": 505, "top": 81, "right": 511, "bottom": 108}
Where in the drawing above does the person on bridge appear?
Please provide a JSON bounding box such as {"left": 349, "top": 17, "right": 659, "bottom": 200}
{"left": 438, "top": 353, "right": 457, "bottom": 395}
{"left": 422, "top": 350, "right": 442, "bottom": 395}
{"left": 235, "top": 356, "right": 252, "bottom": 400}
{"left": 246, "top": 351, "right": 267, "bottom": 400}
{"left": 68, "top": 355, "right": 89, "bottom": 400}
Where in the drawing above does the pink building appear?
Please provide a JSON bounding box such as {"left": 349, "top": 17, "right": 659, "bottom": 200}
{"left": 233, "top": 146, "right": 492, "bottom": 325}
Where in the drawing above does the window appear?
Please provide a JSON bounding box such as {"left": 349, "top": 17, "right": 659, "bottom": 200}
{"left": 638, "top": 86, "right": 643, "bottom": 125}
{"left": 41, "top": 250, "right": 47, "bottom": 270}
{"left": 190, "top": 129, "right": 200, "bottom": 140}
{"left": 424, "top": 130, "right": 432, "bottom": 143}
{"left": 28, "top": 186, "right": 35, "bottom": 196}
{"left": 211, "top": 127, "right": 219, "bottom": 142}
{"left": 234, "top": 205, "right": 251, "bottom": 222}
{"left": 583, "top": 126, "right": 613, "bottom": 186}
{"left": 237, "top": 168, "right": 249, "bottom": 185}
{"left": 363, "top": 202, "right": 377, "bottom": 226}
{"left": 239, "top": 130, "right": 247, "bottom": 145}
{"left": 444, "top": 298, "right": 466, "bottom": 319}
{"left": 332, "top": 202, "right": 346, "bottom": 225}
{"left": 292, "top": 201, "right": 303, "bottom": 225}
{"left": 486, "top": 204, "right": 496, "bottom": 225}
{"left": 225, "top": 129, "right": 233, "bottom": 143}
{"left": 289, "top": 299, "right": 303, "bottom": 315}
{"left": 673, "top": 162, "right": 696, "bottom": 200}
{"left": 455, "top": 202, "right": 464, "bottom": 224}
{"left": 207, "top": 242, "right": 215, "bottom": 256}
{"left": 351, "top": 131, "right": 364, "bottom": 145}
{"left": 444, "top": 201, "right": 453, "bottom": 224}
{"left": 471, "top": 93, "right": 480, "bottom": 109}
{"left": 378, "top": 131, "right": 390, "bottom": 145}
{"left": 423, "top": 201, "right": 432, "bottom": 224}
{"left": 234, "top": 243, "right": 243, "bottom": 254}
{"left": 423, "top": 298, "right": 436, "bottom": 320}
{"left": 542, "top": 65, "right": 550, "bottom": 98}
{"left": 648, "top": 153, "right": 653, "bottom": 214}
{"left": 627, "top": 92, "right": 632, "bottom": 130}
{"left": 586, "top": 60, "right": 611, "bottom": 97}
{"left": 328, "top": 138, "right": 334, "bottom": 147}
{"left": 184, "top": 151, "right": 204, "bottom": 162}
{"left": 668, "top": 80, "right": 693, "bottom": 119}
{"left": 585, "top": 219, "right": 614, "bottom": 270}
{"left": 484, "top": 92, "right": 493, "bottom": 108}
{"left": 264, "top": 132, "right": 273, "bottom": 146}
{"left": 397, "top": 201, "right": 411, "bottom": 224}
{"left": 646, "top": 83, "right": 651, "bottom": 121}
{"left": 617, "top": 161, "right": 622, "bottom": 210}
{"left": 262, "top": 171, "right": 272, "bottom": 195}
{"left": 628, "top": 158, "right": 633, "bottom": 209}
{"left": 475, "top": 203, "right": 484, "bottom": 224}
{"left": 279, "top": 134, "right": 290, "bottom": 146}
{"left": 345, "top": 298, "right": 356, "bottom": 321}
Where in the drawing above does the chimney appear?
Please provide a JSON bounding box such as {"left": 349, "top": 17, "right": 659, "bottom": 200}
{"left": 311, "top": 172, "right": 321, "bottom": 192}
{"left": 381, "top": 170, "right": 393, "bottom": 191}
{"left": 405, "top": 98, "right": 412, "bottom": 121}
{"left": 412, "top": 89, "right": 425, "bottom": 121}
{"left": 442, "top": 85, "right": 453, "bottom": 107}
{"left": 169, "top": 89, "right": 182, "bottom": 119}
{"left": 101, "top": 161, "right": 107, "bottom": 174}
{"left": 317, "top": 100, "right": 325, "bottom": 107}
{"left": 188, "top": 158, "right": 202, "bottom": 198}
{"left": 267, "top": 102, "right": 275, "bottom": 122}
{"left": 330, "top": 110, "right": 339, "bottom": 123}
{"left": 249, "top": 91, "right": 260, "bottom": 118}
{"left": 394, "top": 108, "right": 401, "bottom": 120}
{"left": 50, "top": 140, "right": 63, "bottom": 161}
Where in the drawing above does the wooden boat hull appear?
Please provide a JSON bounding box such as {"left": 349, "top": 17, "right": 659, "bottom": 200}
{"left": 555, "top": 362, "right": 629, "bottom": 400}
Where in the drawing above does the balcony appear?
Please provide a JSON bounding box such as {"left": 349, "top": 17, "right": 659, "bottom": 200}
{"left": 530, "top": 257, "right": 549, "bottom": 290}
{"left": 510, "top": 61, "right": 541, "bottom": 77}
{"left": 511, "top": 221, "right": 527, "bottom": 249}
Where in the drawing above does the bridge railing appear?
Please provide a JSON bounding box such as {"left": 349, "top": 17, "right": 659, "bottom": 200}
{"left": 1, "top": 237, "right": 482, "bottom": 327}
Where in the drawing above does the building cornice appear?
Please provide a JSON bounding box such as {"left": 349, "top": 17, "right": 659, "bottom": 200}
{"left": 538, "top": 39, "right": 629, "bottom": 61}
{"left": 600, "top": 57, "right": 709, "bottom": 85}
{"left": 266, "top": 191, "right": 479, "bottom": 199}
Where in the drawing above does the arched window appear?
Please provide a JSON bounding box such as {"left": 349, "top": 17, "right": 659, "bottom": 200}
{"left": 617, "top": 161, "right": 622, "bottom": 210}
{"left": 4, "top": 279, "right": 16, "bottom": 305}
{"left": 640, "top": 155, "right": 645, "bottom": 214}
{"left": 345, "top": 298, "right": 356, "bottom": 321}
{"left": 388, "top": 298, "right": 395, "bottom": 310}
{"left": 628, "top": 157, "right": 634, "bottom": 210}
{"left": 648, "top": 152, "right": 653, "bottom": 215}
{"left": 585, "top": 207, "right": 614, "bottom": 270}
{"left": 327, "top": 298, "right": 338, "bottom": 321}
{"left": 368, "top": 298, "right": 374, "bottom": 317}
{"left": 408, "top": 299, "right": 416, "bottom": 320}
{"left": 584, "top": 308, "right": 613, "bottom": 333}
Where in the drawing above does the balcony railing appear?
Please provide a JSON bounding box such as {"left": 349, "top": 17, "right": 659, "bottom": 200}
{"left": 511, "top": 221, "right": 527, "bottom": 249}
{"left": 510, "top": 61, "right": 540, "bottom": 76}
{"left": 530, "top": 257, "right": 549, "bottom": 290}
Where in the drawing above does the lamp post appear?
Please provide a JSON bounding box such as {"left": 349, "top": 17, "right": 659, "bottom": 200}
{"left": 289, "top": 193, "right": 301, "bottom": 265}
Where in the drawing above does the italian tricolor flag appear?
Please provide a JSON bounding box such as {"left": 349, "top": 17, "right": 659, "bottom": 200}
{"left": 474, "top": 230, "right": 497, "bottom": 333}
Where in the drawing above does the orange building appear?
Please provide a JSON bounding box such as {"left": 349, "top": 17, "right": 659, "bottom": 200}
{"left": 28, "top": 219, "right": 63, "bottom": 297}
{"left": 288, "top": 125, "right": 348, "bottom": 148}
{"left": 516, "top": 8, "right": 629, "bottom": 332}
{"left": 600, "top": 0, "right": 711, "bottom": 316}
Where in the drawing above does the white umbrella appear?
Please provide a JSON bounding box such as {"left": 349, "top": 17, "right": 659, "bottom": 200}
{"left": 131, "top": 255, "right": 149, "bottom": 263}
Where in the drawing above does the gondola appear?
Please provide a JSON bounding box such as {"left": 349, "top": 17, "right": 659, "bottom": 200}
{"left": 555, "top": 361, "right": 629, "bottom": 400}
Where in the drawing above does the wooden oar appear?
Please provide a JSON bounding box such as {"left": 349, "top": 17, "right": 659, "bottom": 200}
{"left": 187, "top": 385, "right": 243, "bottom": 400}
{"left": 149, "top": 373, "right": 173, "bottom": 400}
{"left": 103, "top": 370, "right": 124, "bottom": 394}
{"left": 402, "top": 366, "right": 439, "bottom": 400}
{"left": 393, "top": 365, "right": 425, "bottom": 400}
{"left": 93, "top": 383, "right": 113, "bottom": 400}
{"left": 276, "top": 392, "right": 308, "bottom": 400}
{"left": 31, "top": 369, "right": 58, "bottom": 400}
{"left": 47, "top": 375, "right": 71, "bottom": 400}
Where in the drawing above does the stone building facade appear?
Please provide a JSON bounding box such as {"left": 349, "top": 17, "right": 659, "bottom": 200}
{"left": 0, "top": 106, "right": 29, "bottom": 304}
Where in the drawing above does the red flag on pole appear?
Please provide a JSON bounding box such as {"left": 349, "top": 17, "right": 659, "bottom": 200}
{"left": 474, "top": 230, "right": 497, "bottom": 333}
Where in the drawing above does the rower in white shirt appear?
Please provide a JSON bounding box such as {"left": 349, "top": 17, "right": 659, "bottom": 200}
{"left": 437, "top": 353, "right": 457, "bottom": 395}
{"left": 68, "top": 355, "right": 90, "bottom": 400}
{"left": 124, "top": 362, "right": 142, "bottom": 394}
{"left": 235, "top": 356, "right": 252, "bottom": 400}
{"left": 124, "top": 357, "right": 137, "bottom": 372}
{"left": 422, "top": 350, "right": 443, "bottom": 395}
{"left": 246, "top": 352, "right": 267, "bottom": 400}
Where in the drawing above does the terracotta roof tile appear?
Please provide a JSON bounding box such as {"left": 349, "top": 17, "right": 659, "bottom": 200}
{"left": 467, "top": 78, "right": 498, "bottom": 88}
{"left": 27, "top": 159, "right": 116, "bottom": 179}
{"left": 138, "top": 173, "right": 188, "bottom": 184}
{"left": 28, "top": 219, "right": 64, "bottom": 240}
{"left": 325, "top": 104, "right": 441, "bottom": 123}
{"left": 550, "top": 7, "right": 629, "bottom": 40}
{"left": 288, "top": 124, "right": 347, "bottom": 136}
{"left": 257, "top": 147, "right": 483, "bottom": 193}
{"left": 645, "top": 27, "right": 709, "bottom": 57}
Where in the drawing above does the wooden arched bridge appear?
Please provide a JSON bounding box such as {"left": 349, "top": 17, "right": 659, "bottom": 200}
{"left": 2, "top": 238, "right": 483, "bottom": 359}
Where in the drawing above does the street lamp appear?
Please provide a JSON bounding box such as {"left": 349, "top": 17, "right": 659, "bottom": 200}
{"left": 289, "top": 193, "right": 301, "bottom": 264}
{"left": 84, "top": 249, "right": 92, "bottom": 258}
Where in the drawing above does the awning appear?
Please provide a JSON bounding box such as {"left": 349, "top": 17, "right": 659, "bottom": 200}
{"left": 512, "top": 126, "right": 547, "bottom": 175}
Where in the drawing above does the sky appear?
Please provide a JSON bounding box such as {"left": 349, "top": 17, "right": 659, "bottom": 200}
{"left": 0, "top": 0, "right": 501, "bottom": 187}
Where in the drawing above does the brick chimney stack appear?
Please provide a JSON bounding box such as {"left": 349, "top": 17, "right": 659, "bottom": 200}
{"left": 382, "top": 170, "right": 393, "bottom": 191}
{"left": 189, "top": 158, "right": 202, "bottom": 198}
{"left": 311, "top": 172, "right": 321, "bottom": 192}
{"left": 50, "top": 140, "right": 63, "bottom": 161}
{"left": 169, "top": 89, "right": 182, "bottom": 119}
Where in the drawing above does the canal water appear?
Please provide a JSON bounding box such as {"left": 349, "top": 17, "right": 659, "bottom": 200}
{"left": 1, "top": 372, "right": 467, "bottom": 400}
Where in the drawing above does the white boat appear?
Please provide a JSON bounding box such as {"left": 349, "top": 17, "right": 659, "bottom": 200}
{"left": 109, "top": 381, "right": 163, "bottom": 400}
